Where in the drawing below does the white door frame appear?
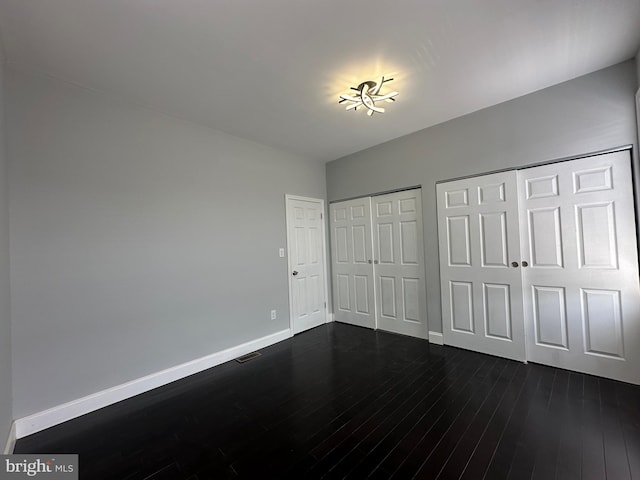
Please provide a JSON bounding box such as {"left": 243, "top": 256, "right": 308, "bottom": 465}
{"left": 285, "top": 195, "right": 330, "bottom": 334}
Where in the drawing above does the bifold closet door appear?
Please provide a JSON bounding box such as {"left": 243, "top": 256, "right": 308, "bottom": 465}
{"left": 330, "top": 197, "right": 376, "bottom": 329}
{"left": 437, "top": 149, "right": 640, "bottom": 383}
{"left": 518, "top": 150, "right": 640, "bottom": 384}
{"left": 437, "top": 172, "right": 526, "bottom": 361}
{"left": 330, "top": 189, "right": 427, "bottom": 338}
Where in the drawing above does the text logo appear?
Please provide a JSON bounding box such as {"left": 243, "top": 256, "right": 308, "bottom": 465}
{"left": 0, "top": 455, "right": 78, "bottom": 479}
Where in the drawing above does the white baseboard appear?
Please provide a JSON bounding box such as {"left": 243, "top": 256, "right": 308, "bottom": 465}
{"left": 3, "top": 422, "right": 16, "bottom": 454}
{"left": 429, "top": 331, "right": 444, "bottom": 345}
{"left": 15, "top": 328, "right": 292, "bottom": 439}
{"left": 327, "top": 313, "right": 335, "bottom": 323}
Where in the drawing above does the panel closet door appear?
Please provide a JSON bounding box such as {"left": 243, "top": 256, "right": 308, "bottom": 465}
{"left": 518, "top": 150, "right": 640, "bottom": 384}
{"left": 330, "top": 189, "right": 427, "bottom": 338}
{"left": 437, "top": 172, "right": 526, "bottom": 361}
{"left": 372, "top": 189, "right": 428, "bottom": 339}
{"left": 330, "top": 197, "right": 376, "bottom": 329}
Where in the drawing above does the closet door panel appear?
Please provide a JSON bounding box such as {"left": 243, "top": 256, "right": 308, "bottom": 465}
{"left": 437, "top": 171, "right": 526, "bottom": 361}
{"left": 373, "top": 189, "right": 428, "bottom": 339}
{"left": 330, "top": 198, "right": 375, "bottom": 329}
{"left": 518, "top": 150, "right": 640, "bottom": 384}
{"left": 527, "top": 206, "right": 563, "bottom": 268}
{"left": 450, "top": 281, "right": 474, "bottom": 333}
{"left": 531, "top": 285, "right": 568, "bottom": 349}
{"left": 446, "top": 216, "right": 472, "bottom": 266}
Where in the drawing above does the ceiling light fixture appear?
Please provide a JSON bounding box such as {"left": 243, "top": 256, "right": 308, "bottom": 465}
{"left": 338, "top": 76, "right": 398, "bottom": 116}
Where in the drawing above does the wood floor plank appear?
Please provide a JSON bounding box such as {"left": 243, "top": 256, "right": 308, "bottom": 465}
{"left": 599, "top": 378, "right": 631, "bottom": 480}
{"left": 340, "top": 350, "right": 469, "bottom": 479}
{"left": 529, "top": 368, "right": 568, "bottom": 480}
{"left": 434, "top": 360, "right": 524, "bottom": 480}
{"left": 555, "top": 372, "right": 584, "bottom": 480}
{"left": 581, "top": 375, "right": 606, "bottom": 480}
{"left": 338, "top": 351, "right": 468, "bottom": 478}
{"left": 455, "top": 361, "right": 534, "bottom": 480}
{"left": 302, "top": 349, "right": 440, "bottom": 477}
{"left": 616, "top": 382, "right": 640, "bottom": 479}
{"left": 369, "top": 351, "right": 495, "bottom": 478}
{"left": 12, "top": 323, "right": 640, "bottom": 480}
{"left": 504, "top": 365, "right": 556, "bottom": 480}
{"left": 388, "top": 356, "right": 503, "bottom": 479}
{"left": 412, "top": 360, "right": 515, "bottom": 479}
{"left": 478, "top": 363, "right": 546, "bottom": 480}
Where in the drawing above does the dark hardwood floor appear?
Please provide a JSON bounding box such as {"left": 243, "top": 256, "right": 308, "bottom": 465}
{"left": 14, "top": 323, "right": 640, "bottom": 479}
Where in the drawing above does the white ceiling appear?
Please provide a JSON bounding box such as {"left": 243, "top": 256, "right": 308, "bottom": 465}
{"left": 0, "top": 0, "right": 639, "bottom": 162}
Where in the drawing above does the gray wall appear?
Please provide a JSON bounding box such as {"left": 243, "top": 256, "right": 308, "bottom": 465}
{"left": 637, "top": 48, "right": 640, "bottom": 88}
{"left": 7, "top": 68, "right": 326, "bottom": 418}
{"left": 0, "top": 41, "right": 13, "bottom": 442}
{"left": 326, "top": 60, "right": 639, "bottom": 335}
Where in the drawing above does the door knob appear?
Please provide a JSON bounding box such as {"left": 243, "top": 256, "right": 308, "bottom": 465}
{"left": 292, "top": 270, "right": 298, "bottom": 276}
{"left": 368, "top": 259, "right": 372, "bottom": 264}
{"left": 374, "top": 260, "right": 379, "bottom": 264}
{"left": 511, "top": 261, "right": 519, "bottom": 268}
{"left": 522, "top": 261, "right": 529, "bottom": 267}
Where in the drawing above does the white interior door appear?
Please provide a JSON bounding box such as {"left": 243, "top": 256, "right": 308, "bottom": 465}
{"left": 518, "top": 150, "right": 640, "bottom": 384}
{"left": 437, "top": 171, "right": 526, "bottom": 361}
{"left": 286, "top": 196, "right": 328, "bottom": 335}
{"left": 330, "top": 197, "right": 376, "bottom": 329}
{"left": 372, "top": 190, "right": 428, "bottom": 339}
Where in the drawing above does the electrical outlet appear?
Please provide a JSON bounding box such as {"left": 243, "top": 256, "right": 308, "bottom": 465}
{"left": 270, "top": 309, "right": 277, "bottom": 320}
{"left": 279, "top": 248, "right": 285, "bottom": 257}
